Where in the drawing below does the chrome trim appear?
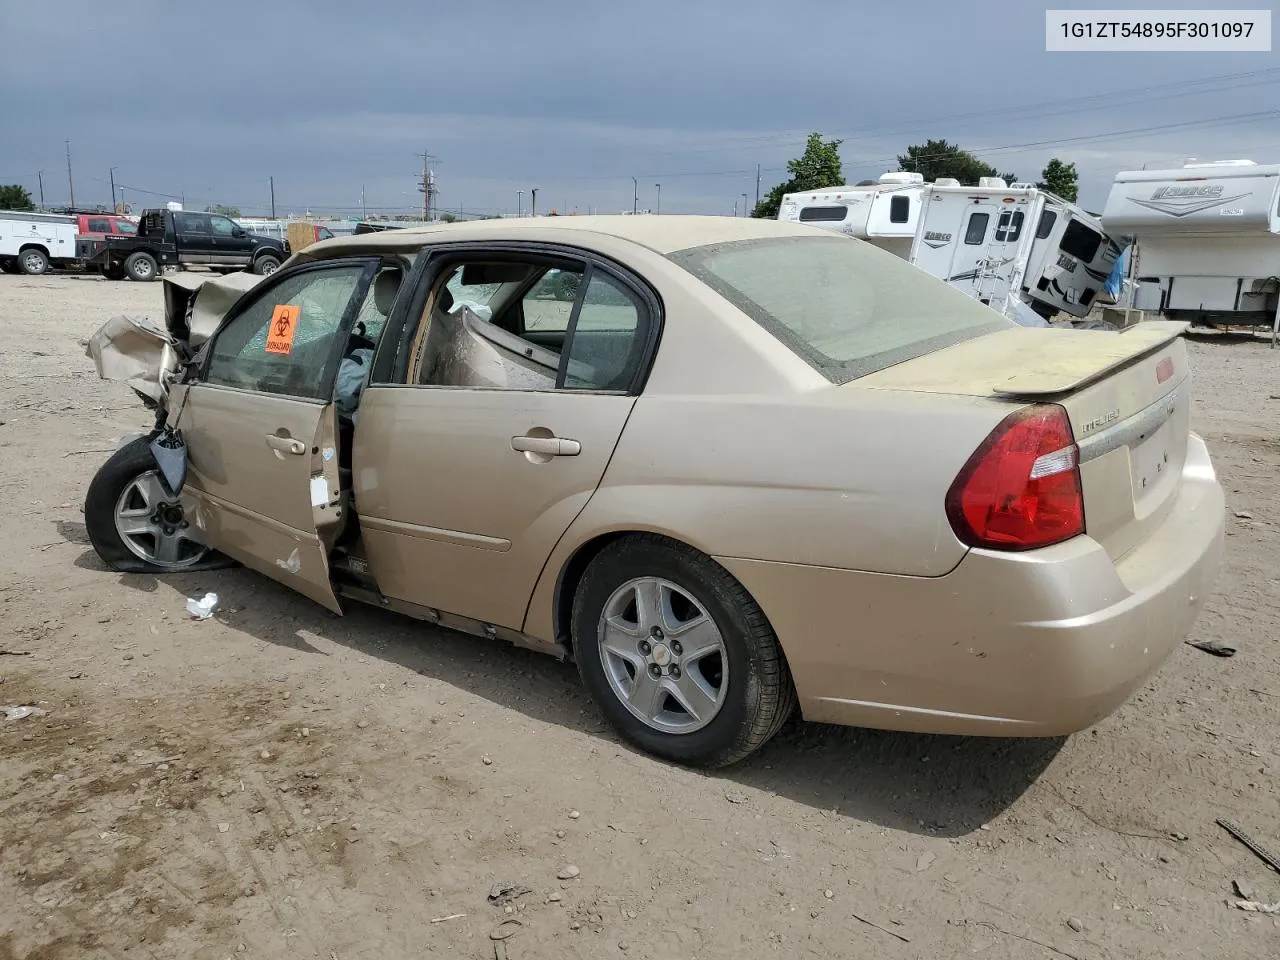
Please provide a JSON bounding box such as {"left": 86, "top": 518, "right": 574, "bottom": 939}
{"left": 1076, "top": 378, "right": 1186, "bottom": 464}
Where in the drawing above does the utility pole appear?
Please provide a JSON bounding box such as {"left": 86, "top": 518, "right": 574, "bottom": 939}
{"left": 632, "top": 176, "right": 638, "bottom": 214}
{"left": 361, "top": 184, "right": 366, "bottom": 220}
{"left": 36, "top": 171, "right": 44, "bottom": 209}
{"left": 65, "top": 140, "right": 75, "bottom": 209}
{"left": 517, "top": 190, "right": 524, "bottom": 217}
{"left": 655, "top": 183, "right": 661, "bottom": 215}
{"left": 741, "top": 193, "right": 748, "bottom": 217}
{"left": 531, "top": 188, "right": 539, "bottom": 217}
{"left": 270, "top": 176, "right": 276, "bottom": 218}
{"left": 755, "top": 163, "right": 761, "bottom": 209}
{"left": 417, "top": 151, "right": 438, "bottom": 221}
{"left": 109, "top": 167, "right": 118, "bottom": 212}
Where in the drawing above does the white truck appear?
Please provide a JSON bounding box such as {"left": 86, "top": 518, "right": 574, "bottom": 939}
{"left": 0, "top": 210, "right": 79, "bottom": 275}
{"left": 1102, "top": 159, "right": 1280, "bottom": 338}
{"left": 779, "top": 174, "right": 1122, "bottom": 321}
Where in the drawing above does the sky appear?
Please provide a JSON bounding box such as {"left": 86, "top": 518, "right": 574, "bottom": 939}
{"left": 1, "top": 0, "right": 1278, "bottom": 218}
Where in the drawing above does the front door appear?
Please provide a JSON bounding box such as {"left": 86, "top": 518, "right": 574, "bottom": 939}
{"left": 353, "top": 249, "right": 658, "bottom": 631}
{"left": 173, "top": 212, "right": 213, "bottom": 264}
{"left": 173, "top": 258, "right": 383, "bottom": 612}
{"left": 210, "top": 214, "right": 254, "bottom": 266}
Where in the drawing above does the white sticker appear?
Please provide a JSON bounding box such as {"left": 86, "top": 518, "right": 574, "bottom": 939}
{"left": 321, "top": 447, "right": 336, "bottom": 462}
{"left": 1044, "top": 264, "right": 1065, "bottom": 280}
{"left": 310, "top": 476, "right": 329, "bottom": 507}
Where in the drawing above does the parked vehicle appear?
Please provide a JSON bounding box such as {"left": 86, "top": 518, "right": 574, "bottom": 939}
{"left": 82, "top": 216, "right": 1224, "bottom": 767}
{"left": 236, "top": 218, "right": 337, "bottom": 249}
{"left": 0, "top": 210, "right": 79, "bottom": 275}
{"left": 75, "top": 213, "right": 138, "bottom": 261}
{"left": 86, "top": 208, "right": 287, "bottom": 281}
{"left": 1102, "top": 159, "right": 1280, "bottom": 338}
{"left": 780, "top": 174, "right": 1122, "bottom": 321}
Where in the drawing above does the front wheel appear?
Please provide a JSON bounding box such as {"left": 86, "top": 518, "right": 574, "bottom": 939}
{"left": 572, "top": 534, "right": 796, "bottom": 767}
{"left": 253, "top": 255, "right": 281, "bottom": 276}
{"left": 85, "top": 437, "right": 211, "bottom": 573}
{"left": 19, "top": 248, "right": 49, "bottom": 275}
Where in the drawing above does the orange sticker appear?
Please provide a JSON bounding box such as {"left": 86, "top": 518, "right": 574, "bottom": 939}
{"left": 265, "top": 304, "right": 300, "bottom": 355}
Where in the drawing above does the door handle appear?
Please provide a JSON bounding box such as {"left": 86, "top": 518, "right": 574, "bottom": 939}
{"left": 511, "top": 435, "right": 581, "bottom": 457}
{"left": 265, "top": 434, "right": 306, "bottom": 456}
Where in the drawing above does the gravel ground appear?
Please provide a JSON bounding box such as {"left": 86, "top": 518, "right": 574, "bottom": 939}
{"left": 1, "top": 273, "right": 1278, "bottom": 960}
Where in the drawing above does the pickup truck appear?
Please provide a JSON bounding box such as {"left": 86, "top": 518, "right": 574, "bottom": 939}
{"left": 87, "top": 208, "right": 286, "bottom": 282}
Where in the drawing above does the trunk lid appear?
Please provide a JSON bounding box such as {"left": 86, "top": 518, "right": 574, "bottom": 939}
{"left": 857, "top": 321, "right": 1191, "bottom": 560}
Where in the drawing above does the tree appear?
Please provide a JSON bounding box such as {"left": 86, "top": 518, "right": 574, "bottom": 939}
{"left": 439, "top": 212, "right": 459, "bottom": 223}
{"left": 752, "top": 132, "right": 844, "bottom": 218}
{"left": 0, "top": 184, "right": 35, "bottom": 211}
{"left": 896, "top": 139, "right": 1016, "bottom": 186}
{"left": 1037, "top": 158, "right": 1079, "bottom": 202}
{"left": 204, "top": 204, "right": 241, "bottom": 217}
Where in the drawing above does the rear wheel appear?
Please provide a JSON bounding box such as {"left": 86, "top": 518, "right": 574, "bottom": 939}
{"left": 19, "top": 248, "right": 49, "bottom": 275}
{"left": 125, "top": 252, "right": 158, "bottom": 282}
{"left": 85, "top": 437, "right": 210, "bottom": 572}
{"left": 572, "top": 535, "right": 796, "bottom": 767}
{"left": 1, "top": 258, "right": 20, "bottom": 274}
{"left": 253, "top": 254, "right": 281, "bottom": 276}
{"left": 103, "top": 264, "right": 126, "bottom": 281}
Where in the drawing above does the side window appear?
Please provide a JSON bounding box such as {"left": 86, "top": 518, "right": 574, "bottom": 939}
{"left": 413, "top": 259, "right": 650, "bottom": 393}
{"left": 1035, "top": 210, "right": 1057, "bottom": 240}
{"left": 210, "top": 216, "right": 237, "bottom": 237}
{"left": 86, "top": 217, "right": 111, "bottom": 233}
{"left": 116, "top": 219, "right": 137, "bottom": 235}
{"left": 562, "top": 273, "right": 645, "bottom": 391}
{"left": 963, "top": 212, "right": 990, "bottom": 245}
{"left": 995, "top": 210, "right": 1024, "bottom": 242}
{"left": 889, "top": 195, "right": 910, "bottom": 224}
{"left": 175, "top": 213, "right": 210, "bottom": 237}
{"left": 205, "top": 265, "right": 368, "bottom": 398}
{"left": 351, "top": 265, "right": 404, "bottom": 343}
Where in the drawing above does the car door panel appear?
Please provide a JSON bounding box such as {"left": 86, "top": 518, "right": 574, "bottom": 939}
{"left": 171, "top": 258, "right": 381, "bottom": 612}
{"left": 353, "top": 387, "right": 635, "bottom": 629}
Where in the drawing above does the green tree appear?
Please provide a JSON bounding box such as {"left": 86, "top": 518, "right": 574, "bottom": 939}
{"left": 204, "top": 204, "right": 241, "bottom": 217}
{"left": 0, "top": 184, "right": 35, "bottom": 211}
{"left": 896, "top": 139, "right": 1016, "bottom": 186}
{"left": 439, "top": 211, "right": 459, "bottom": 223}
{"left": 752, "top": 132, "right": 844, "bottom": 218}
{"left": 1037, "top": 158, "right": 1079, "bottom": 202}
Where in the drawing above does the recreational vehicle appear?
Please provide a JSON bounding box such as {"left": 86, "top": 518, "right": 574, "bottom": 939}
{"left": 1102, "top": 159, "right": 1280, "bottom": 329}
{"left": 777, "top": 172, "right": 928, "bottom": 258}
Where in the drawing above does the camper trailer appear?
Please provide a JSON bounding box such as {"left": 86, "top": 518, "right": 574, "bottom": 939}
{"left": 1102, "top": 159, "right": 1280, "bottom": 329}
{"left": 777, "top": 172, "right": 928, "bottom": 258}
{"left": 781, "top": 174, "right": 1119, "bottom": 320}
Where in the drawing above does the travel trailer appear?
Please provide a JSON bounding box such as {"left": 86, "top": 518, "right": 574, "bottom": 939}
{"left": 1102, "top": 159, "right": 1280, "bottom": 329}
{"left": 777, "top": 172, "right": 928, "bottom": 258}
{"left": 782, "top": 175, "right": 1121, "bottom": 320}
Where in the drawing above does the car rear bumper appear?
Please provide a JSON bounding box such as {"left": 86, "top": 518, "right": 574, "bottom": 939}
{"left": 716, "top": 433, "right": 1225, "bottom": 737}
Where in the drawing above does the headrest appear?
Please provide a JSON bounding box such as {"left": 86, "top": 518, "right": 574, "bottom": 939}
{"left": 436, "top": 285, "right": 454, "bottom": 313}
{"left": 373, "top": 269, "right": 403, "bottom": 316}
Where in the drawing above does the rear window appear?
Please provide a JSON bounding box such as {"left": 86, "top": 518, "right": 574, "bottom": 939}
{"left": 668, "top": 236, "right": 1008, "bottom": 384}
{"left": 964, "top": 213, "right": 989, "bottom": 244}
{"left": 116, "top": 219, "right": 137, "bottom": 235}
{"left": 798, "top": 206, "right": 847, "bottom": 222}
{"left": 1035, "top": 210, "right": 1057, "bottom": 239}
{"left": 889, "top": 195, "right": 910, "bottom": 223}
{"left": 1060, "top": 219, "right": 1102, "bottom": 262}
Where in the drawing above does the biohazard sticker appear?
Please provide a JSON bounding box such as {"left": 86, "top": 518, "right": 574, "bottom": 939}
{"left": 265, "top": 305, "right": 301, "bottom": 355}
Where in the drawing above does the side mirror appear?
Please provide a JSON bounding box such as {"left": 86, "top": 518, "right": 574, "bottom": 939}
{"left": 234, "top": 228, "right": 246, "bottom": 238}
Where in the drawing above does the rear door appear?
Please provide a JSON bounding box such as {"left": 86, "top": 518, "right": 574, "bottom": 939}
{"left": 353, "top": 247, "right": 658, "bottom": 631}
{"left": 173, "top": 212, "right": 213, "bottom": 264}
{"left": 174, "top": 257, "right": 382, "bottom": 611}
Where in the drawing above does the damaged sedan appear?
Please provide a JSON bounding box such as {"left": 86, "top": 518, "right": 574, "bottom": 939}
{"left": 83, "top": 216, "right": 1225, "bottom": 767}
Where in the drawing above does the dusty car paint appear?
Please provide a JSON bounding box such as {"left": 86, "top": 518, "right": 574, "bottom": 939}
{"left": 88, "top": 216, "right": 1225, "bottom": 744}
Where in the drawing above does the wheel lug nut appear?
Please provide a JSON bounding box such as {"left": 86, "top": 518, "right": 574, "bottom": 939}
{"left": 670, "top": 665, "right": 681, "bottom": 678}
{"left": 672, "top": 642, "right": 683, "bottom": 656}
{"left": 639, "top": 640, "right": 651, "bottom": 655}
{"left": 651, "top": 627, "right": 663, "bottom": 640}
{"left": 649, "top": 664, "right": 661, "bottom": 678}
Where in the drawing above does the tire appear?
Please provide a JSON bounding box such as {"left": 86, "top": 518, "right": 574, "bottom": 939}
{"left": 571, "top": 534, "right": 796, "bottom": 767}
{"left": 18, "top": 248, "right": 49, "bottom": 276}
{"left": 125, "top": 252, "right": 158, "bottom": 282}
{"left": 253, "top": 254, "right": 281, "bottom": 276}
{"left": 103, "top": 264, "right": 126, "bottom": 281}
{"left": 84, "top": 437, "right": 212, "bottom": 573}
{"left": 0, "top": 258, "right": 19, "bottom": 274}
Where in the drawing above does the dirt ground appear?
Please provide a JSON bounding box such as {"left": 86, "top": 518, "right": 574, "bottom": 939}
{"left": 1, "top": 273, "right": 1277, "bottom": 960}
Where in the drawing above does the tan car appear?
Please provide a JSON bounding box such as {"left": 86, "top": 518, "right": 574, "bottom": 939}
{"left": 83, "top": 216, "right": 1225, "bottom": 767}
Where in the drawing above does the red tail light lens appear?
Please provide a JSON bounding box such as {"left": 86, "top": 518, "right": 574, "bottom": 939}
{"left": 946, "top": 404, "right": 1084, "bottom": 551}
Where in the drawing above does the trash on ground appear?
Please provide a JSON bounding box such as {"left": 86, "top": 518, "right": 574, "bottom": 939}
{"left": 1186, "top": 639, "right": 1236, "bottom": 657}
{"left": 724, "top": 790, "right": 749, "bottom": 804}
{"left": 1233, "top": 878, "right": 1256, "bottom": 899}
{"left": 4, "top": 705, "right": 46, "bottom": 721}
{"left": 429, "top": 913, "right": 466, "bottom": 923}
{"left": 186, "top": 592, "right": 219, "bottom": 620}
{"left": 1216, "top": 818, "right": 1280, "bottom": 873}
{"left": 489, "top": 918, "right": 523, "bottom": 941}
{"left": 488, "top": 882, "right": 531, "bottom": 907}
{"left": 0, "top": 650, "right": 32, "bottom": 657}
{"left": 1233, "top": 900, "right": 1280, "bottom": 913}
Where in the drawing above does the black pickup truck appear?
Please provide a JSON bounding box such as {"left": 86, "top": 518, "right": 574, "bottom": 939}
{"left": 87, "top": 208, "right": 287, "bottom": 282}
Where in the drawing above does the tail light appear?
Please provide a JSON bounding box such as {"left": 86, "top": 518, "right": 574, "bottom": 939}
{"left": 946, "top": 404, "right": 1084, "bottom": 551}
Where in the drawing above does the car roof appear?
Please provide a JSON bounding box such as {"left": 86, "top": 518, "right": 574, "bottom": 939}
{"left": 292, "top": 214, "right": 824, "bottom": 261}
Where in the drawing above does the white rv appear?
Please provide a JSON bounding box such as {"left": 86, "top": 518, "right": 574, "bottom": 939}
{"left": 777, "top": 172, "right": 928, "bottom": 258}
{"left": 1102, "top": 159, "right": 1280, "bottom": 327}
{"left": 781, "top": 174, "right": 1120, "bottom": 321}
{"left": 0, "top": 210, "right": 79, "bottom": 275}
